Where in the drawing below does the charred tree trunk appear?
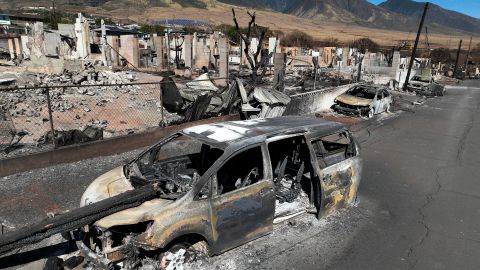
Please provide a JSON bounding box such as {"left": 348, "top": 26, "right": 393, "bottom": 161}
{"left": 232, "top": 8, "right": 272, "bottom": 84}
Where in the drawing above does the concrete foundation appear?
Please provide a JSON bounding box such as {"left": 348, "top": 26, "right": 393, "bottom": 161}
{"left": 184, "top": 35, "right": 193, "bottom": 68}
{"left": 74, "top": 14, "right": 89, "bottom": 59}
{"left": 120, "top": 35, "right": 139, "bottom": 68}
{"left": 390, "top": 51, "right": 401, "bottom": 78}
{"left": 217, "top": 37, "right": 228, "bottom": 86}
{"left": 7, "top": 39, "right": 15, "bottom": 59}
{"left": 342, "top": 47, "right": 350, "bottom": 67}
{"left": 20, "top": 35, "right": 30, "bottom": 59}
{"left": 14, "top": 38, "right": 22, "bottom": 59}
{"left": 109, "top": 36, "right": 120, "bottom": 67}
{"left": 273, "top": 53, "right": 286, "bottom": 91}
{"left": 153, "top": 35, "right": 164, "bottom": 68}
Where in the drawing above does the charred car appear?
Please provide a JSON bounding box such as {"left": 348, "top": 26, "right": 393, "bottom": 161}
{"left": 333, "top": 84, "right": 393, "bottom": 118}
{"left": 76, "top": 116, "right": 363, "bottom": 268}
{"left": 407, "top": 75, "right": 445, "bottom": 97}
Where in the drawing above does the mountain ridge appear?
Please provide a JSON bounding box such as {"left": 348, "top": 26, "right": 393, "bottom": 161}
{"left": 218, "top": 0, "right": 480, "bottom": 34}
{"left": 1, "top": 0, "right": 479, "bottom": 35}
{"left": 379, "top": 0, "right": 480, "bottom": 34}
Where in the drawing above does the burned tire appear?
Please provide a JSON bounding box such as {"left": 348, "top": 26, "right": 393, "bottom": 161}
{"left": 160, "top": 238, "right": 210, "bottom": 269}
{"left": 385, "top": 103, "right": 391, "bottom": 113}
{"left": 191, "top": 240, "right": 210, "bottom": 256}
{"left": 367, "top": 109, "right": 374, "bottom": 119}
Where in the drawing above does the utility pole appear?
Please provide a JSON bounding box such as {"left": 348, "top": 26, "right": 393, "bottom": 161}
{"left": 403, "top": 2, "right": 429, "bottom": 91}
{"left": 453, "top": 39, "right": 463, "bottom": 78}
{"left": 464, "top": 36, "right": 473, "bottom": 77}
{"left": 356, "top": 54, "right": 364, "bottom": 82}
{"left": 51, "top": 0, "right": 57, "bottom": 30}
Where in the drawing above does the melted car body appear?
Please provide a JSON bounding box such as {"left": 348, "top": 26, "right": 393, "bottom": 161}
{"left": 77, "top": 116, "right": 363, "bottom": 268}
{"left": 408, "top": 75, "right": 445, "bottom": 97}
{"left": 333, "top": 84, "right": 393, "bottom": 118}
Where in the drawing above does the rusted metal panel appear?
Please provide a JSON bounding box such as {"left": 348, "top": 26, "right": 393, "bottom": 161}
{"left": 304, "top": 129, "right": 362, "bottom": 218}
{"left": 210, "top": 180, "right": 275, "bottom": 254}
{"left": 318, "top": 157, "right": 363, "bottom": 217}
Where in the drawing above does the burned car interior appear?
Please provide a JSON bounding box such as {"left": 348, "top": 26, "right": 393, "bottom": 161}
{"left": 269, "top": 136, "right": 310, "bottom": 204}
{"left": 312, "top": 132, "right": 355, "bottom": 167}
{"left": 333, "top": 84, "right": 392, "bottom": 118}
{"left": 70, "top": 117, "right": 362, "bottom": 268}
{"left": 216, "top": 146, "right": 263, "bottom": 194}
{"left": 346, "top": 85, "right": 378, "bottom": 99}
{"left": 128, "top": 134, "right": 224, "bottom": 198}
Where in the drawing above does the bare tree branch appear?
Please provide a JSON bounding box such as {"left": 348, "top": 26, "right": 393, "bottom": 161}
{"left": 232, "top": 8, "right": 271, "bottom": 83}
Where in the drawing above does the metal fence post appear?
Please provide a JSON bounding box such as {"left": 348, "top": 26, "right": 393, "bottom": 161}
{"left": 45, "top": 86, "right": 57, "bottom": 148}
{"left": 159, "top": 82, "right": 165, "bottom": 127}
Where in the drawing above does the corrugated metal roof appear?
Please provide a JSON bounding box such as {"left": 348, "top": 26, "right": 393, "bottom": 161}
{"left": 253, "top": 88, "right": 291, "bottom": 105}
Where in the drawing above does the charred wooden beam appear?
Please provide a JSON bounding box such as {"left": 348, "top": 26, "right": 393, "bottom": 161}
{"left": 0, "top": 183, "right": 161, "bottom": 256}
{"left": 403, "top": 2, "right": 429, "bottom": 91}
{"left": 232, "top": 8, "right": 271, "bottom": 84}
{"left": 453, "top": 39, "right": 463, "bottom": 78}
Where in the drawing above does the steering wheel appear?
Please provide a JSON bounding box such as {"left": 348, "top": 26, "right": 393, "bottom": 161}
{"left": 241, "top": 167, "right": 259, "bottom": 188}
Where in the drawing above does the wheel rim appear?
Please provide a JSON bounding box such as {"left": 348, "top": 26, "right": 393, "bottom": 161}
{"left": 368, "top": 110, "right": 374, "bottom": 118}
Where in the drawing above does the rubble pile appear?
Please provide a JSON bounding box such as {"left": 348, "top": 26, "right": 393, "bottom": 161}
{"left": 281, "top": 69, "right": 352, "bottom": 96}
{"left": 1, "top": 69, "right": 140, "bottom": 116}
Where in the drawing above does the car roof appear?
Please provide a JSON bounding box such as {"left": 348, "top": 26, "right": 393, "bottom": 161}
{"left": 181, "top": 116, "right": 346, "bottom": 149}
{"left": 349, "top": 84, "right": 383, "bottom": 93}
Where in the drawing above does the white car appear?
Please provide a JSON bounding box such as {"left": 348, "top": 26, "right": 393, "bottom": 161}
{"left": 333, "top": 85, "right": 393, "bottom": 118}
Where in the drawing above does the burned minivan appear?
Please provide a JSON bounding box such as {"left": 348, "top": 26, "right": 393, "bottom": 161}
{"left": 333, "top": 84, "right": 393, "bottom": 118}
{"left": 77, "top": 116, "right": 363, "bottom": 268}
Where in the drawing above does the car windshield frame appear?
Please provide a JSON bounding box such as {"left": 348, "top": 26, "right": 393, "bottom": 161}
{"left": 346, "top": 86, "right": 378, "bottom": 100}
{"left": 131, "top": 133, "right": 224, "bottom": 165}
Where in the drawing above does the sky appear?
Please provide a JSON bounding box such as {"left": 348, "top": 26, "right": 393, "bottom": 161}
{"left": 367, "top": 0, "right": 480, "bottom": 19}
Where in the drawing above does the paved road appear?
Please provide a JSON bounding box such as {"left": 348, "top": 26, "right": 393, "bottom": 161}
{"left": 274, "top": 80, "right": 480, "bottom": 270}
{"left": 200, "top": 81, "right": 480, "bottom": 270}
{"left": 1, "top": 81, "right": 480, "bottom": 269}
{"left": 329, "top": 81, "right": 480, "bottom": 270}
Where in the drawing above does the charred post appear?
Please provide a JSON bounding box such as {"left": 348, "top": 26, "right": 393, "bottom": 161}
{"left": 232, "top": 8, "right": 272, "bottom": 84}
{"left": 464, "top": 36, "right": 473, "bottom": 76}
{"left": 403, "top": 2, "right": 429, "bottom": 91}
{"left": 453, "top": 39, "right": 463, "bottom": 78}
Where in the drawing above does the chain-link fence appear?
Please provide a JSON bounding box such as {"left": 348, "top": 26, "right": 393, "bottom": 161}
{"left": 0, "top": 82, "right": 167, "bottom": 159}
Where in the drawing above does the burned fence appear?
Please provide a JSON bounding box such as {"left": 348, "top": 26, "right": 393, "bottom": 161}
{"left": 0, "top": 76, "right": 239, "bottom": 159}
{"left": 0, "top": 82, "right": 166, "bottom": 157}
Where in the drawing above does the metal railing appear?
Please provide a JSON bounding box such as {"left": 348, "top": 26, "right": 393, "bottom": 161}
{"left": 0, "top": 82, "right": 167, "bottom": 159}
{"left": 0, "top": 76, "right": 231, "bottom": 159}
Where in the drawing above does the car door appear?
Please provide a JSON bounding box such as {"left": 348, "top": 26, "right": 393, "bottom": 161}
{"left": 374, "top": 90, "right": 384, "bottom": 114}
{"left": 307, "top": 131, "right": 362, "bottom": 218}
{"left": 383, "top": 89, "right": 392, "bottom": 111}
{"left": 210, "top": 144, "right": 275, "bottom": 254}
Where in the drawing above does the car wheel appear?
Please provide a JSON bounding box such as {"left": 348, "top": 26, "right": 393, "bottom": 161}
{"left": 367, "top": 109, "right": 374, "bottom": 119}
{"left": 160, "top": 239, "right": 210, "bottom": 269}
{"left": 160, "top": 243, "right": 189, "bottom": 270}
{"left": 191, "top": 240, "right": 210, "bottom": 256}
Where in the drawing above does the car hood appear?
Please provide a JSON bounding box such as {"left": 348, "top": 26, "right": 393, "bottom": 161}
{"left": 94, "top": 198, "right": 173, "bottom": 229}
{"left": 336, "top": 94, "right": 373, "bottom": 107}
{"left": 80, "top": 166, "right": 134, "bottom": 207}
{"left": 409, "top": 81, "right": 429, "bottom": 86}
{"left": 81, "top": 166, "right": 175, "bottom": 229}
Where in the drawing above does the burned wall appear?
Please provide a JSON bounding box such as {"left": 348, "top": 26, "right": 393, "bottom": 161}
{"left": 284, "top": 84, "right": 356, "bottom": 115}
